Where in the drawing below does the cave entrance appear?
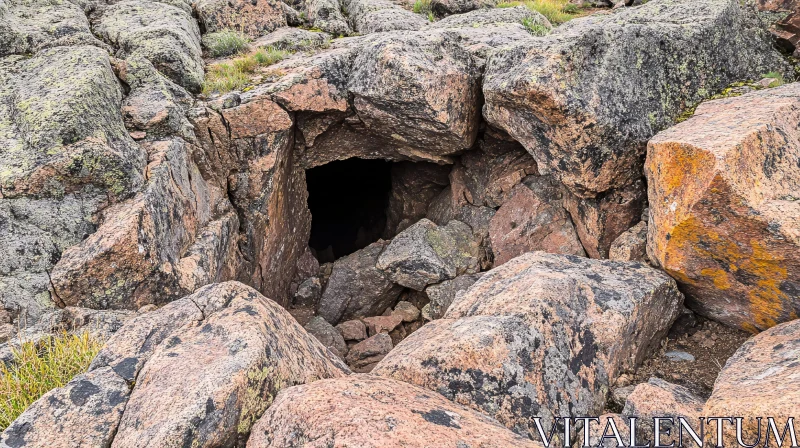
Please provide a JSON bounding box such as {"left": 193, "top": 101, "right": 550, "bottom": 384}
{"left": 306, "top": 158, "right": 392, "bottom": 264}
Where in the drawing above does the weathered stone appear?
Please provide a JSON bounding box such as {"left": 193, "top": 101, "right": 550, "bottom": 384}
{"left": 363, "top": 314, "right": 403, "bottom": 335}
{"left": 0, "top": 46, "right": 145, "bottom": 199}
{"left": 392, "top": 300, "right": 420, "bottom": 322}
{"left": 424, "top": 273, "right": 483, "bottom": 320}
{"left": 246, "top": 374, "right": 544, "bottom": 447}
{"left": 610, "top": 385, "right": 635, "bottom": 409}
{"left": 252, "top": 27, "right": 330, "bottom": 51}
{"left": 646, "top": 83, "right": 800, "bottom": 332}
{"left": 342, "top": 0, "right": 427, "bottom": 34}
{"left": 622, "top": 378, "right": 705, "bottom": 443}
{"left": 609, "top": 221, "right": 648, "bottom": 262}
{"left": 703, "top": 318, "right": 800, "bottom": 442}
{"left": 0, "top": 367, "right": 130, "bottom": 448}
{"left": 484, "top": 0, "right": 785, "bottom": 198}
{"left": 587, "top": 414, "right": 632, "bottom": 448}
{"left": 195, "top": 0, "right": 287, "bottom": 39}
{"left": 306, "top": 0, "right": 352, "bottom": 35}
{"left": 377, "top": 219, "right": 480, "bottom": 291}
{"left": 305, "top": 316, "right": 348, "bottom": 358}
{"left": 489, "top": 175, "right": 585, "bottom": 265}
{"left": 384, "top": 161, "right": 450, "bottom": 238}
{"left": 375, "top": 252, "right": 683, "bottom": 439}
{"left": 345, "top": 332, "right": 393, "bottom": 371}
{"left": 293, "top": 276, "right": 322, "bottom": 308}
{"left": 336, "top": 319, "right": 368, "bottom": 341}
{"left": 93, "top": 0, "right": 204, "bottom": 92}
{"left": 430, "top": 0, "right": 498, "bottom": 15}
{"left": 317, "top": 240, "right": 403, "bottom": 325}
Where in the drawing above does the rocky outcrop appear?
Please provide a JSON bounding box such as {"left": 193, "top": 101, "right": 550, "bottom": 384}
{"left": 377, "top": 219, "right": 480, "bottom": 290}
{"left": 484, "top": 0, "right": 786, "bottom": 256}
{"left": 489, "top": 175, "right": 585, "bottom": 265}
{"left": 246, "top": 374, "right": 544, "bottom": 447}
{"left": 195, "top": 0, "right": 287, "bottom": 38}
{"left": 342, "top": 0, "right": 427, "bottom": 34}
{"left": 646, "top": 83, "right": 800, "bottom": 332}
{"left": 703, "top": 318, "right": 800, "bottom": 442}
{"left": 609, "top": 221, "right": 648, "bottom": 262}
{"left": 425, "top": 273, "right": 483, "bottom": 319}
{"left": 0, "top": 282, "right": 348, "bottom": 447}
{"left": 374, "top": 252, "right": 683, "bottom": 439}
{"left": 317, "top": 240, "right": 403, "bottom": 325}
{"left": 306, "top": 0, "right": 352, "bottom": 35}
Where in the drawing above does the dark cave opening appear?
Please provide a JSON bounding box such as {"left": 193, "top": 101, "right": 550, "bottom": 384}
{"left": 306, "top": 158, "right": 393, "bottom": 264}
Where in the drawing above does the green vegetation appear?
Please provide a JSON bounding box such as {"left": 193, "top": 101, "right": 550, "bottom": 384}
{"left": 413, "top": 0, "right": 432, "bottom": 15}
{"left": 522, "top": 17, "right": 550, "bottom": 36}
{"left": 203, "top": 47, "right": 292, "bottom": 95}
{"left": 202, "top": 30, "right": 251, "bottom": 58}
{"left": 762, "top": 71, "right": 785, "bottom": 87}
{"left": 497, "top": 0, "right": 583, "bottom": 25}
{"left": 0, "top": 332, "right": 103, "bottom": 430}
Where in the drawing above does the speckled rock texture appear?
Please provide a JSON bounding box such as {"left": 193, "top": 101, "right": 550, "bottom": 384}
{"left": 195, "top": 0, "right": 287, "bottom": 38}
{"left": 0, "top": 282, "right": 349, "bottom": 447}
{"left": 342, "top": 0, "right": 427, "bottom": 34}
{"left": 425, "top": 273, "right": 483, "bottom": 320}
{"left": 246, "top": 374, "right": 545, "bottom": 448}
{"left": 305, "top": 315, "right": 348, "bottom": 358}
{"left": 317, "top": 240, "right": 403, "bottom": 325}
{"left": 305, "top": 0, "right": 352, "bottom": 35}
{"left": 621, "top": 378, "right": 705, "bottom": 442}
{"left": 489, "top": 175, "right": 586, "bottom": 265}
{"left": 252, "top": 27, "right": 330, "bottom": 51}
{"left": 374, "top": 252, "right": 683, "bottom": 439}
{"left": 703, "top": 318, "right": 800, "bottom": 441}
{"left": 646, "top": 83, "right": 800, "bottom": 332}
{"left": 609, "top": 221, "right": 648, "bottom": 262}
{"left": 384, "top": 161, "right": 451, "bottom": 238}
{"left": 93, "top": 0, "right": 204, "bottom": 92}
{"left": 377, "top": 219, "right": 480, "bottom": 291}
{"left": 430, "top": 0, "right": 499, "bottom": 15}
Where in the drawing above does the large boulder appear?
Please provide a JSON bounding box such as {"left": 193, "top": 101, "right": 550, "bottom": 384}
{"left": 246, "top": 374, "right": 544, "bottom": 447}
{"left": 305, "top": 0, "right": 351, "bottom": 35}
{"left": 317, "top": 240, "right": 403, "bottom": 325}
{"left": 376, "top": 219, "right": 480, "bottom": 291}
{"left": 0, "top": 282, "right": 349, "bottom": 447}
{"left": 342, "top": 0, "right": 427, "bottom": 34}
{"left": 195, "top": 0, "right": 287, "bottom": 39}
{"left": 646, "top": 83, "right": 800, "bottom": 332}
{"left": 703, "top": 318, "right": 800, "bottom": 442}
{"left": 93, "top": 0, "right": 204, "bottom": 92}
{"left": 374, "top": 252, "right": 683, "bottom": 439}
{"left": 489, "top": 175, "right": 585, "bottom": 265}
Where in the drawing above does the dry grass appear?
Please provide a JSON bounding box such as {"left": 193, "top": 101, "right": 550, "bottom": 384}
{"left": 497, "top": 0, "right": 583, "bottom": 25}
{"left": 202, "top": 47, "right": 292, "bottom": 95}
{"left": 0, "top": 332, "right": 103, "bottom": 430}
{"left": 202, "top": 30, "right": 251, "bottom": 58}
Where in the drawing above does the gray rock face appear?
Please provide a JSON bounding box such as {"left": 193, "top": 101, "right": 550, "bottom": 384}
{"left": 342, "top": 0, "right": 427, "bottom": 34}
{"left": 305, "top": 316, "right": 348, "bottom": 358}
{"left": 317, "top": 240, "right": 403, "bottom": 325}
{"left": 375, "top": 252, "right": 684, "bottom": 439}
{"left": 0, "top": 0, "right": 107, "bottom": 56}
{"left": 2, "top": 282, "right": 349, "bottom": 447}
{"left": 424, "top": 273, "right": 483, "bottom": 320}
{"left": 384, "top": 161, "right": 450, "bottom": 238}
{"left": 252, "top": 27, "right": 331, "bottom": 51}
{"left": 377, "top": 219, "right": 480, "bottom": 291}
{"left": 306, "top": 0, "right": 352, "bottom": 35}
{"left": 93, "top": 0, "right": 204, "bottom": 92}
{"left": 430, "top": 0, "right": 498, "bottom": 15}
{"left": 485, "top": 0, "right": 786, "bottom": 198}
{"left": 195, "top": 0, "right": 287, "bottom": 39}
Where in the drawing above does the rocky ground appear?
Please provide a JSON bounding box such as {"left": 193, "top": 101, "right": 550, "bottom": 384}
{"left": 1, "top": 0, "right": 800, "bottom": 445}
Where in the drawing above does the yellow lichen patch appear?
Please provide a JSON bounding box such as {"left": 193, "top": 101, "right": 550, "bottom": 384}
{"left": 744, "top": 241, "right": 788, "bottom": 331}
{"left": 700, "top": 268, "right": 731, "bottom": 290}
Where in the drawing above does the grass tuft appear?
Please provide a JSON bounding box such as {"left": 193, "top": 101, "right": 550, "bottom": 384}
{"left": 202, "top": 30, "right": 251, "bottom": 58}
{"left": 762, "top": 71, "right": 785, "bottom": 87}
{"left": 522, "top": 17, "right": 550, "bottom": 35}
{"left": 497, "top": 0, "right": 582, "bottom": 25}
{"left": 202, "top": 47, "right": 292, "bottom": 95}
{"left": 413, "top": 0, "right": 432, "bottom": 14}
{"left": 0, "top": 332, "right": 103, "bottom": 430}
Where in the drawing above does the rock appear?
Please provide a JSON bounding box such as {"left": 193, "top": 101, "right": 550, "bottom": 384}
{"left": 363, "top": 314, "right": 404, "bottom": 336}
{"left": 0, "top": 0, "right": 107, "bottom": 56}
{"left": 424, "top": 273, "right": 483, "bottom": 320}
{"left": 374, "top": 252, "right": 683, "bottom": 439}
{"left": 772, "top": 13, "right": 800, "bottom": 57}
{"left": 294, "top": 276, "right": 322, "bottom": 308}
{"left": 484, "top": 0, "right": 785, "bottom": 197}
{"left": 305, "top": 316, "right": 348, "bottom": 358}
{"left": 306, "top": 0, "right": 352, "bottom": 35}
{"left": 317, "top": 240, "right": 403, "bottom": 325}
{"left": 195, "top": 0, "right": 287, "bottom": 39}
{"left": 664, "top": 350, "right": 695, "bottom": 362}
{"left": 0, "top": 45, "right": 145, "bottom": 199}
{"left": 609, "top": 221, "right": 648, "bottom": 262}
{"left": 336, "top": 319, "right": 368, "bottom": 341}
{"left": 384, "top": 161, "right": 451, "bottom": 238}
{"left": 646, "top": 83, "right": 800, "bottom": 332}
{"left": 252, "top": 27, "right": 330, "bottom": 51}
{"left": 93, "top": 0, "right": 204, "bottom": 92}
{"left": 611, "top": 385, "right": 635, "bottom": 410}
{"left": 421, "top": 303, "right": 433, "bottom": 321}
{"left": 588, "top": 414, "right": 632, "bottom": 448}
{"left": 345, "top": 332, "right": 393, "bottom": 371}
{"left": 342, "top": 0, "right": 428, "bottom": 34}
{"left": 348, "top": 31, "right": 481, "bottom": 156}
{"left": 703, "top": 318, "right": 800, "bottom": 442}
{"left": 392, "top": 301, "right": 420, "bottom": 322}
{"left": 246, "top": 374, "right": 544, "bottom": 447}
{"left": 622, "top": 378, "right": 705, "bottom": 443}
{"left": 431, "top": 0, "right": 498, "bottom": 15}
{"left": 489, "top": 175, "right": 585, "bottom": 265}
{"left": 377, "top": 219, "right": 480, "bottom": 291}
{"left": 103, "top": 282, "right": 347, "bottom": 447}
{"left": 0, "top": 367, "right": 130, "bottom": 448}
